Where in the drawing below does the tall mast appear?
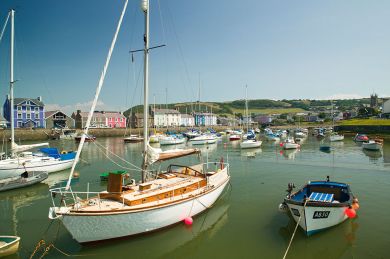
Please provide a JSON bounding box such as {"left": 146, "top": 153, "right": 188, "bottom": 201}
{"left": 10, "top": 10, "right": 15, "bottom": 154}
{"left": 141, "top": 0, "right": 150, "bottom": 182}
{"left": 245, "top": 85, "right": 248, "bottom": 133}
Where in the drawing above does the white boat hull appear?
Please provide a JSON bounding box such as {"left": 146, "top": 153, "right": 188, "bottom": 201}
{"left": 286, "top": 203, "right": 348, "bottom": 235}
{"left": 56, "top": 178, "right": 229, "bottom": 243}
{"left": 283, "top": 143, "right": 299, "bottom": 149}
{"left": 362, "top": 142, "right": 382, "bottom": 151}
{"left": 240, "top": 140, "right": 262, "bottom": 149}
{"left": 159, "top": 137, "right": 186, "bottom": 145}
{"left": 0, "top": 159, "right": 74, "bottom": 180}
{"left": 0, "top": 236, "right": 20, "bottom": 257}
{"left": 190, "top": 137, "right": 218, "bottom": 145}
{"left": 330, "top": 135, "right": 344, "bottom": 142}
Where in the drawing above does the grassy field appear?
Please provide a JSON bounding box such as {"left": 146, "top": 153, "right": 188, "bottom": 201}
{"left": 230, "top": 108, "right": 305, "bottom": 115}
{"left": 339, "top": 118, "right": 390, "bottom": 126}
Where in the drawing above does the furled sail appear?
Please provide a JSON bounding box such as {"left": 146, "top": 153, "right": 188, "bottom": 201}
{"left": 11, "top": 142, "right": 49, "bottom": 153}
{"left": 146, "top": 144, "right": 200, "bottom": 166}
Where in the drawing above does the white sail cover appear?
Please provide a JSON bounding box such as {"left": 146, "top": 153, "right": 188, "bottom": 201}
{"left": 11, "top": 142, "right": 49, "bottom": 153}
{"left": 146, "top": 144, "right": 200, "bottom": 166}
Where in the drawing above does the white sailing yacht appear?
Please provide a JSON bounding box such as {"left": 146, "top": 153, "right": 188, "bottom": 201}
{"left": 0, "top": 10, "right": 76, "bottom": 180}
{"left": 48, "top": 0, "right": 230, "bottom": 243}
{"left": 329, "top": 101, "right": 344, "bottom": 142}
{"left": 240, "top": 86, "right": 261, "bottom": 149}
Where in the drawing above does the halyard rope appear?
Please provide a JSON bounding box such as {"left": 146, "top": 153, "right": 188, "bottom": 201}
{"left": 282, "top": 199, "right": 308, "bottom": 259}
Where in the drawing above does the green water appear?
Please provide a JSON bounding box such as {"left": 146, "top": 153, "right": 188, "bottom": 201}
{"left": 1, "top": 136, "right": 389, "bottom": 259}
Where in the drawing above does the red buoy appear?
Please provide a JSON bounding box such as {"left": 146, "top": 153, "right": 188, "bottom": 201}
{"left": 345, "top": 208, "right": 356, "bottom": 218}
{"left": 184, "top": 217, "right": 193, "bottom": 225}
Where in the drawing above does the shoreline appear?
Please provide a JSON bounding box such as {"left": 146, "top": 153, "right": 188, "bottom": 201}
{"left": 0, "top": 124, "right": 388, "bottom": 142}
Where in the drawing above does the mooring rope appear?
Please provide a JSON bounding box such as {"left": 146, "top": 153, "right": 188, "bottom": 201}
{"left": 282, "top": 200, "right": 308, "bottom": 259}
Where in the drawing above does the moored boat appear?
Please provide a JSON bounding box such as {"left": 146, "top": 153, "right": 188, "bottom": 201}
{"left": 123, "top": 134, "right": 144, "bottom": 143}
{"left": 75, "top": 134, "right": 96, "bottom": 142}
{"left": 279, "top": 178, "right": 359, "bottom": 235}
{"left": 240, "top": 139, "right": 262, "bottom": 149}
{"left": 0, "top": 171, "right": 48, "bottom": 192}
{"left": 329, "top": 133, "right": 344, "bottom": 142}
{"left": 190, "top": 134, "right": 218, "bottom": 145}
{"left": 281, "top": 138, "right": 300, "bottom": 150}
{"left": 354, "top": 133, "right": 369, "bottom": 142}
{"left": 0, "top": 236, "right": 20, "bottom": 257}
{"left": 362, "top": 140, "right": 382, "bottom": 151}
{"left": 159, "top": 135, "right": 186, "bottom": 145}
{"left": 229, "top": 134, "right": 241, "bottom": 141}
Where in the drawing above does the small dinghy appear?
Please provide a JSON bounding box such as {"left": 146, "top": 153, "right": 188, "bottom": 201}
{"left": 279, "top": 177, "right": 359, "bottom": 236}
{"left": 0, "top": 171, "right": 48, "bottom": 192}
{"left": 0, "top": 236, "right": 20, "bottom": 257}
{"left": 281, "top": 138, "right": 300, "bottom": 150}
{"left": 362, "top": 140, "right": 382, "bottom": 151}
{"left": 123, "top": 134, "right": 144, "bottom": 143}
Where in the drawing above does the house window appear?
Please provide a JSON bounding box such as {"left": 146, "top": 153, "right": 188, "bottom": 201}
{"left": 17, "top": 106, "right": 22, "bottom": 111}
{"left": 36, "top": 121, "right": 40, "bottom": 127}
{"left": 27, "top": 106, "right": 31, "bottom": 112}
{"left": 17, "top": 121, "right": 22, "bottom": 127}
{"left": 34, "top": 107, "right": 39, "bottom": 112}
{"left": 26, "top": 101, "right": 31, "bottom": 105}
{"left": 27, "top": 113, "right": 31, "bottom": 119}
{"left": 35, "top": 113, "right": 39, "bottom": 119}
{"left": 17, "top": 113, "right": 22, "bottom": 119}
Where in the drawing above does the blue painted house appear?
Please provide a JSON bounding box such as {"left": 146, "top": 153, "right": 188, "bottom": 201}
{"left": 3, "top": 96, "right": 45, "bottom": 128}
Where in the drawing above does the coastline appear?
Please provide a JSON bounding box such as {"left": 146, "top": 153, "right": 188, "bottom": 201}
{"left": 0, "top": 124, "right": 388, "bottom": 142}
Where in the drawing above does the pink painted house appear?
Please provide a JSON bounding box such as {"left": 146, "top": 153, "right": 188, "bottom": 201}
{"left": 105, "top": 112, "right": 126, "bottom": 128}
{"left": 72, "top": 110, "right": 126, "bottom": 128}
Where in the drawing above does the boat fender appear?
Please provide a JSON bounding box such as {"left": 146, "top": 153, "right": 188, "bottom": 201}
{"left": 352, "top": 197, "right": 360, "bottom": 210}
{"left": 278, "top": 202, "right": 288, "bottom": 213}
{"left": 129, "top": 179, "right": 136, "bottom": 185}
{"left": 220, "top": 157, "right": 224, "bottom": 170}
{"left": 61, "top": 151, "right": 68, "bottom": 154}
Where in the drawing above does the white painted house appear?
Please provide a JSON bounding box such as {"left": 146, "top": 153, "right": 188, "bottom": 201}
{"left": 382, "top": 99, "right": 390, "bottom": 117}
{"left": 153, "top": 109, "right": 181, "bottom": 127}
{"left": 180, "top": 114, "right": 195, "bottom": 127}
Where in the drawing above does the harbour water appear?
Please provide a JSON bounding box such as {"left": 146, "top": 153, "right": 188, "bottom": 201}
{"left": 1, "top": 135, "right": 389, "bottom": 258}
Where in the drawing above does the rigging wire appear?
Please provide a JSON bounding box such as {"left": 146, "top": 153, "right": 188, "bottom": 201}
{"left": 164, "top": 2, "right": 196, "bottom": 102}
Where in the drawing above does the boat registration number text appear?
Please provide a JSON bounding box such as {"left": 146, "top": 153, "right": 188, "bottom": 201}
{"left": 313, "top": 211, "right": 330, "bottom": 219}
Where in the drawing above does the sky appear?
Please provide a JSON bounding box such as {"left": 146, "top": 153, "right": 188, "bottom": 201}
{"left": 0, "top": 0, "right": 390, "bottom": 115}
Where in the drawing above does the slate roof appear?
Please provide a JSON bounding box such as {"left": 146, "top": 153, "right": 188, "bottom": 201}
{"left": 14, "top": 98, "right": 44, "bottom": 106}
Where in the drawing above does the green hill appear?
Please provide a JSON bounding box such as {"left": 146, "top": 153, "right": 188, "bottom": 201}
{"left": 124, "top": 98, "right": 375, "bottom": 117}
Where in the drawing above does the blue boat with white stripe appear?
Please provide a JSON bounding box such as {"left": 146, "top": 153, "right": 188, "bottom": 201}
{"left": 279, "top": 177, "right": 359, "bottom": 236}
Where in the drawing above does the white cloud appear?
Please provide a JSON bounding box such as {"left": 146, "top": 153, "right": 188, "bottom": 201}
{"left": 45, "top": 101, "right": 115, "bottom": 116}
{"left": 325, "top": 93, "right": 364, "bottom": 100}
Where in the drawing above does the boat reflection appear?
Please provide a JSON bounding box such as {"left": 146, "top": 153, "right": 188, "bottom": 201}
{"left": 363, "top": 149, "right": 382, "bottom": 161}
{"left": 279, "top": 149, "right": 299, "bottom": 160}
{"left": 279, "top": 216, "right": 358, "bottom": 258}
{"left": 241, "top": 148, "right": 262, "bottom": 158}
{"left": 192, "top": 143, "right": 218, "bottom": 154}
{"left": 78, "top": 201, "right": 230, "bottom": 257}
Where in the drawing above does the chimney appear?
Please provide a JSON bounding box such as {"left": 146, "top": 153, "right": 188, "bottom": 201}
{"left": 77, "top": 110, "right": 81, "bottom": 115}
{"left": 6, "top": 94, "right": 9, "bottom": 100}
{"left": 37, "top": 96, "right": 42, "bottom": 102}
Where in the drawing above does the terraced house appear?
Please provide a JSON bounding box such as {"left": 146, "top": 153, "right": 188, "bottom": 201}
{"left": 3, "top": 96, "right": 45, "bottom": 128}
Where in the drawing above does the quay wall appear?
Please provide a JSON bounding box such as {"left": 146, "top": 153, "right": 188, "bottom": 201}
{"left": 0, "top": 126, "right": 232, "bottom": 141}
{"left": 334, "top": 125, "right": 390, "bottom": 136}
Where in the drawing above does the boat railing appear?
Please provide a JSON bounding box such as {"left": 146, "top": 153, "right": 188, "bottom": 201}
{"left": 49, "top": 186, "right": 127, "bottom": 211}
{"left": 49, "top": 163, "right": 229, "bottom": 213}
